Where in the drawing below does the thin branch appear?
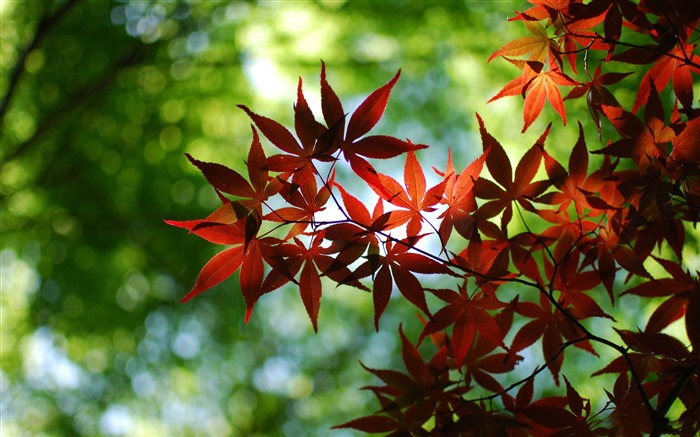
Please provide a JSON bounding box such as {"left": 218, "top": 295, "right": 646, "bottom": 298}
{"left": 463, "top": 337, "right": 575, "bottom": 404}
{"left": 0, "top": 0, "right": 81, "bottom": 121}
{"left": 537, "top": 264, "right": 656, "bottom": 417}
{"left": 570, "top": 31, "right": 700, "bottom": 70}
{"left": 2, "top": 44, "right": 145, "bottom": 167}
{"left": 649, "top": 363, "right": 698, "bottom": 437}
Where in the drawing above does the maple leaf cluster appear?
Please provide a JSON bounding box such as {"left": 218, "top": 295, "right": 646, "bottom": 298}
{"left": 168, "top": 0, "right": 700, "bottom": 435}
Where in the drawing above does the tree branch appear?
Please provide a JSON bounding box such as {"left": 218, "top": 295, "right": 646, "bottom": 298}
{"left": 1, "top": 44, "right": 145, "bottom": 168}
{"left": 0, "top": 0, "right": 81, "bottom": 121}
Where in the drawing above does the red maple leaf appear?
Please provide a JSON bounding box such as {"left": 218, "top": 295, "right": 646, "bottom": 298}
{"left": 262, "top": 231, "right": 366, "bottom": 331}
{"left": 458, "top": 300, "right": 521, "bottom": 393}
{"left": 451, "top": 231, "right": 512, "bottom": 289}
{"left": 238, "top": 76, "right": 337, "bottom": 185}
{"left": 184, "top": 126, "right": 282, "bottom": 217}
{"left": 166, "top": 214, "right": 285, "bottom": 323}
{"left": 596, "top": 84, "right": 676, "bottom": 172}
{"left": 539, "top": 121, "right": 620, "bottom": 215}
{"left": 614, "top": 28, "right": 700, "bottom": 114}
{"left": 565, "top": 66, "right": 631, "bottom": 138}
{"left": 544, "top": 249, "right": 615, "bottom": 320}
{"left": 511, "top": 292, "right": 598, "bottom": 383}
{"left": 473, "top": 114, "right": 552, "bottom": 228}
{"left": 489, "top": 61, "right": 576, "bottom": 132}
{"left": 488, "top": 19, "right": 556, "bottom": 65}
{"left": 605, "top": 372, "right": 654, "bottom": 435}
{"left": 672, "top": 117, "right": 700, "bottom": 164}
{"left": 521, "top": 61, "right": 577, "bottom": 131}
{"left": 555, "top": 12, "right": 608, "bottom": 73}
{"left": 373, "top": 150, "right": 447, "bottom": 236}
{"left": 354, "top": 237, "right": 455, "bottom": 329}
{"left": 436, "top": 147, "right": 489, "bottom": 245}
{"left": 317, "top": 64, "right": 428, "bottom": 195}
{"left": 334, "top": 325, "right": 459, "bottom": 435}
{"left": 264, "top": 171, "right": 332, "bottom": 239}
{"left": 621, "top": 257, "right": 697, "bottom": 334}
{"left": 421, "top": 284, "right": 506, "bottom": 367}
{"left": 323, "top": 183, "right": 384, "bottom": 267}
{"left": 510, "top": 375, "right": 598, "bottom": 435}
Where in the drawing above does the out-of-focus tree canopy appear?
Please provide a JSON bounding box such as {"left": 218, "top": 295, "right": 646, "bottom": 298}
{"left": 0, "top": 1, "right": 589, "bottom": 435}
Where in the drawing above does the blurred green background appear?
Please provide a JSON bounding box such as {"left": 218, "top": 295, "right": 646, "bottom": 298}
{"left": 4, "top": 1, "right": 676, "bottom": 436}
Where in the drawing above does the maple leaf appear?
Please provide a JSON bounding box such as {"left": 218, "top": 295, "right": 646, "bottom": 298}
{"left": 512, "top": 376, "right": 599, "bottom": 435}
{"left": 354, "top": 237, "right": 455, "bottom": 330}
{"left": 510, "top": 0, "right": 577, "bottom": 23}
{"left": 672, "top": 117, "right": 700, "bottom": 164}
{"left": 565, "top": 66, "right": 631, "bottom": 138}
{"left": 262, "top": 231, "right": 368, "bottom": 331}
{"left": 489, "top": 60, "right": 576, "bottom": 132}
{"left": 166, "top": 213, "right": 287, "bottom": 324}
{"left": 458, "top": 300, "right": 521, "bottom": 393}
{"left": 335, "top": 325, "right": 459, "bottom": 434}
{"left": 503, "top": 376, "right": 592, "bottom": 436}
{"left": 264, "top": 172, "right": 332, "bottom": 239}
{"left": 539, "top": 121, "right": 619, "bottom": 215}
{"left": 322, "top": 183, "right": 383, "bottom": 268}
{"left": 488, "top": 20, "right": 556, "bottom": 64}
{"left": 397, "top": 325, "right": 439, "bottom": 388}
{"left": 323, "top": 183, "right": 389, "bottom": 272}
{"left": 621, "top": 257, "right": 698, "bottom": 334}
{"left": 421, "top": 285, "right": 506, "bottom": 367}
{"left": 592, "top": 350, "right": 661, "bottom": 382}
{"left": 622, "top": 256, "right": 697, "bottom": 299}
{"left": 502, "top": 379, "right": 552, "bottom": 436}
{"left": 372, "top": 150, "right": 447, "bottom": 236}
{"left": 317, "top": 64, "right": 428, "bottom": 195}
{"left": 566, "top": 0, "right": 653, "bottom": 60}
{"left": 451, "top": 231, "right": 512, "bottom": 290}
{"left": 605, "top": 372, "right": 654, "bottom": 435}
{"left": 473, "top": 114, "right": 552, "bottom": 228}
{"left": 536, "top": 180, "right": 649, "bottom": 304}
{"left": 184, "top": 127, "right": 282, "bottom": 217}
{"left": 237, "top": 77, "right": 336, "bottom": 186}
{"left": 614, "top": 28, "right": 700, "bottom": 114}
{"left": 511, "top": 292, "right": 597, "bottom": 383}
{"left": 544, "top": 250, "right": 615, "bottom": 320}
{"left": 436, "top": 147, "right": 488, "bottom": 245}
{"left": 554, "top": 11, "right": 608, "bottom": 73}
{"left": 592, "top": 235, "right": 650, "bottom": 303}
{"left": 595, "top": 82, "right": 676, "bottom": 173}
{"left": 615, "top": 328, "right": 690, "bottom": 361}
{"left": 521, "top": 61, "right": 577, "bottom": 131}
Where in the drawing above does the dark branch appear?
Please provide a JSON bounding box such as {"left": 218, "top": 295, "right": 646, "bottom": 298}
{"left": 0, "top": 0, "right": 81, "bottom": 121}
{"left": 1, "top": 45, "right": 144, "bottom": 167}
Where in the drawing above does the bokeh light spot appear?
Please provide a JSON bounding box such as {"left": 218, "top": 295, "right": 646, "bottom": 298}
{"left": 159, "top": 125, "right": 182, "bottom": 151}
{"left": 100, "top": 150, "right": 122, "bottom": 175}
{"left": 171, "top": 179, "right": 194, "bottom": 205}
{"left": 24, "top": 49, "right": 45, "bottom": 74}
{"left": 159, "top": 99, "right": 185, "bottom": 124}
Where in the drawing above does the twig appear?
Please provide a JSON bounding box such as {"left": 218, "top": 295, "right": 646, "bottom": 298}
{"left": 0, "top": 0, "right": 81, "bottom": 121}
{"left": 2, "top": 45, "right": 144, "bottom": 167}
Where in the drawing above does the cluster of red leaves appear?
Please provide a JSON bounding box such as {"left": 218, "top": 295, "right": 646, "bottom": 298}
{"left": 168, "top": 0, "right": 700, "bottom": 435}
{"left": 490, "top": 0, "right": 700, "bottom": 133}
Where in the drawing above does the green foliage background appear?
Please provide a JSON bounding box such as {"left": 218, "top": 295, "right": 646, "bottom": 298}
{"left": 0, "top": 1, "right": 643, "bottom": 435}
